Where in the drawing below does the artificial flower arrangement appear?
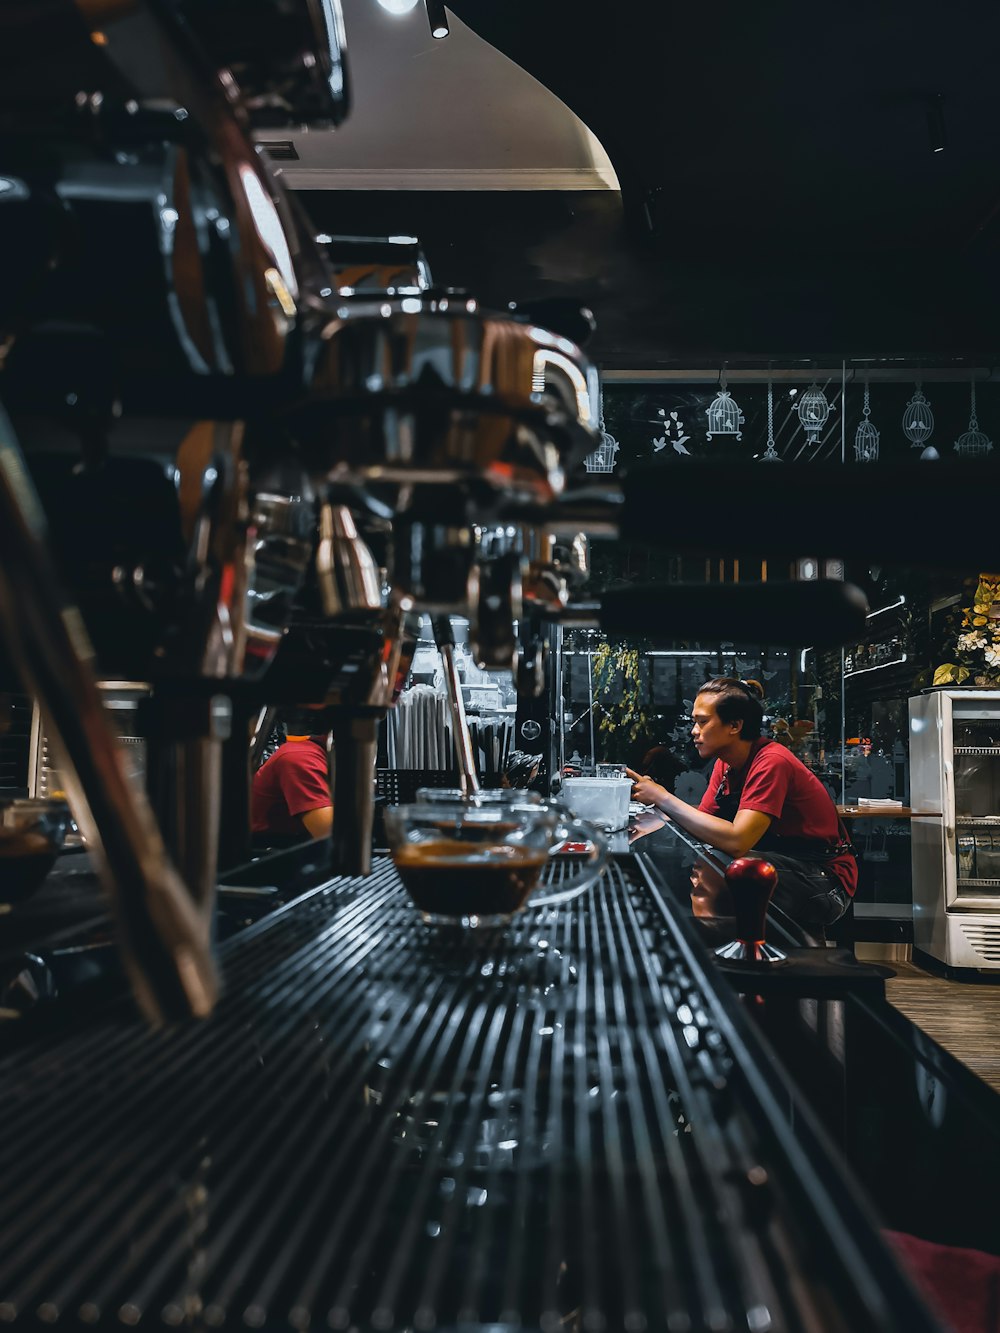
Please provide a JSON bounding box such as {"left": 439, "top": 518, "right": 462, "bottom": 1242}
{"left": 592, "top": 642, "right": 656, "bottom": 743}
{"left": 932, "top": 573, "right": 1000, "bottom": 687}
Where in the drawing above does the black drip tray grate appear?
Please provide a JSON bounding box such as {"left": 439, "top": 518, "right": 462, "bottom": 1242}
{"left": 0, "top": 859, "right": 922, "bottom": 1331}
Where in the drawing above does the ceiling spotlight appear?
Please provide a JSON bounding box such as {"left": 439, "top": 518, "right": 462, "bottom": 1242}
{"left": 927, "top": 93, "right": 947, "bottom": 153}
{"left": 376, "top": 0, "right": 420, "bottom": 12}
{"left": 425, "top": 0, "right": 449, "bottom": 38}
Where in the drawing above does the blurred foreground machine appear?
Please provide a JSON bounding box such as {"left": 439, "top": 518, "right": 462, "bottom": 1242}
{"left": 0, "top": 0, "right": 605, "bottom": 1018}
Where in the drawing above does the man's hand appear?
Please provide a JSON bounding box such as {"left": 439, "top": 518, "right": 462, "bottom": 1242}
{"left": 628, "top": 807, "right": 669, "bottom": 844}
{"left": 626, "top": 767, "right": 668, "bottom": 810}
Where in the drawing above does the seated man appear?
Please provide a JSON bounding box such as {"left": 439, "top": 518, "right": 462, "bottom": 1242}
{"left": 251, "top": 730, "right": 333, "bottom": 841}
{"left": 629, "top": 677, "right": 857, "bottom": 930}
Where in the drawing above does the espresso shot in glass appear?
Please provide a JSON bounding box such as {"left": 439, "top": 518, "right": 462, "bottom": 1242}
{"left": 384, "top": 789, "right": 605, "bottom": 928}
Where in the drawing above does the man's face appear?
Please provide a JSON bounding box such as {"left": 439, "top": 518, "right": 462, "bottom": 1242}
{"left": 691, "top": 693, "right": 742, "bottom": 760}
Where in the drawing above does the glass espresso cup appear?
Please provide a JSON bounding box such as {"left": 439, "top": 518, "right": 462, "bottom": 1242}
{"left": 383, "top": 789, "right": 607, "bottom": 927}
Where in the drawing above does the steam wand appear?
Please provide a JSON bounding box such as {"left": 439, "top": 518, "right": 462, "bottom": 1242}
{"left": 431, "top": 615, "right": 481, "bottom": 796}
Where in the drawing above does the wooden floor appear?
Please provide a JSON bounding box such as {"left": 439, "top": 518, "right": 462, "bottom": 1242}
{"left": 881, "top": 958, "right": 1000, "bottom": 1094}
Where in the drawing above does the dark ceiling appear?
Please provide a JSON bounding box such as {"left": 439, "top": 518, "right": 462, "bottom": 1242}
{"left": 331, "top": 0, "right": 1000, "bottom": 366}
{"left": 447, "top": 0, "right": 1000, "bottom": 259}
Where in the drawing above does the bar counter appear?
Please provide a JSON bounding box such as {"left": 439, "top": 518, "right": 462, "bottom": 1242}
{"left": 0, "top": 846, "right": 946, "bottom": 1333}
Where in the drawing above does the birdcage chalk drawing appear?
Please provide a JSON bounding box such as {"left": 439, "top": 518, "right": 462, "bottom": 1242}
{"left": 854, "top": 381, "right": 880, "bottom": 462}
{"left": 954, "top": 382, "right": 993, "bottom": 457}
{"left": 705, "top": 388, "right": 744, "bottom": 440}
{"left": 796, "top": 382, "right": 833, "bottom": 445}
{"left": 584, "top": 428, "right": 620, "bottom": 473}
{"left": 903, "top": 385, "right": 934, "bottom": 448}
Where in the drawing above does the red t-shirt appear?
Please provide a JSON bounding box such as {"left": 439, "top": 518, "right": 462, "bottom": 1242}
{"left": 251, "top": 738, "right": 331, "bottom": 835}
{"left": 699, "top": 739, "right": 857, "bottom": 895}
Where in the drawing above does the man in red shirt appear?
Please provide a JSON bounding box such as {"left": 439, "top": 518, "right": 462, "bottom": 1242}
{"left": 251, "top": 733, "right": 333, "bottom": 841}
{"left": 629, "top": 677, "right": 856, "bottom": 929}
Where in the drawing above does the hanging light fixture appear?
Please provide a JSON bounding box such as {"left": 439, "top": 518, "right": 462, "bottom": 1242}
{"left": 759, "top": 376, "right": 781, "bottom": 461}
{"left": 424, "top": 0, "right": 449, "bottom": 38}
{"left": 705, "top": 366, "right": 744, "bottom": 440}
{"left": 954, "top": 381, "right": 993, "bottom": 457}
{"left": 854, "top": 377, "right": 880, "bottom": 461}
{"left": 903, "top": 382, "right": 934, "bottom": 448}
{"left": 796, "top": 382, "right": 832, "bottom": 445}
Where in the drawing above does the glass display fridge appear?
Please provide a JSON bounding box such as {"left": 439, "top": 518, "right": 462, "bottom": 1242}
{"left": 910, "top": 688, "right": 1000, "bottom": 969}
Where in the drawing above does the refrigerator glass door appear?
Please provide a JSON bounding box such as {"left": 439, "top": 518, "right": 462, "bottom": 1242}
{"left": 950, "top": 701, "right": 1000, "bottom": 908}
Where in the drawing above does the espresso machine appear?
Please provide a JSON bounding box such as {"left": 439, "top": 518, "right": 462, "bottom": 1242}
{"left": 0, "top": 0, "right": 880, "bottom": 1032}
{"left": 0, "top": 0, "right": 617, "bottom": 1023}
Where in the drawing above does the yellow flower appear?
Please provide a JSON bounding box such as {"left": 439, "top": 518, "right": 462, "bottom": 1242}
{"left": 974, "top": 616, "right": 989, "bottom": 626}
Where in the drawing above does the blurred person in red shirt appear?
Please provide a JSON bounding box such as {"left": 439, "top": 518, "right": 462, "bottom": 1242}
{"left": 251, "top": 727, "right": 333, "bottom": 841}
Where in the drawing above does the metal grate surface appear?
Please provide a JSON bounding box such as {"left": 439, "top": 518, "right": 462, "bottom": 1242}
{"left": 0, "top": 859, "right": 929, "bottom": 1332}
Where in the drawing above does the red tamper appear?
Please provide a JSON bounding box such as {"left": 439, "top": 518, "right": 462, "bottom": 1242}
{"left": 714, "top": 857, "right": 787, "bottom": 964}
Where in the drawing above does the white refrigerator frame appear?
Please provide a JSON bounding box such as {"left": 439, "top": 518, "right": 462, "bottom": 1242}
{"left": 909, "top": 688, "right": 1000, "bottom": 969}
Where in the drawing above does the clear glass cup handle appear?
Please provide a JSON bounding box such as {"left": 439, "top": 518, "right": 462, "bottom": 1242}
{"left": 531, "top": 815, "right": 608, "bottom": 907}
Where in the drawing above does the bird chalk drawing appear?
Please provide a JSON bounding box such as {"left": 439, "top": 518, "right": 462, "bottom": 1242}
{"left": 650, "top": 408, "right": 691, "bottom": 455}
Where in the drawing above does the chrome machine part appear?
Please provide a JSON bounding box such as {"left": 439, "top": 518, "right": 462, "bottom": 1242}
{"left": 325, "top": 593, "right": 417, "bottom": 877}
{"left": 316, "top": 502, "right": 383, "bottom": 619}
{"left": 292, "top": 291, "right": 601, "bottom": 668}
{"left": 329, "top": 717, "right": 375, "bottom": 877}
{"left": 0, "top": 0, "right": 341, "bottom": 1017}
{"left": 172, "top": 0, "right": 350, "bottom": 130}
{"left": 244, "top": 483, "right": 317, "bottom": 675}
{"left": 0, "top": 403, "right": 216, "bottom": 1023}
{"left": 470, "top": 553, "right": 522, "bottom": 671}
{"left": 302, "top": 291, "right": 601, "bottom": 501}
{"left": 249, "top": 703, "right": 281, "bottom": 771}
{"left": 51, "top": 0, "right": 331, "bottom": 384}
{"left": 316, "top": 233, "right": 433, "bottom": 295}
{"left": 715, "top": 938, "right": 789, "bottom": 965}
{"left": 516, "top": 635, "right": 548, "bottom": 699}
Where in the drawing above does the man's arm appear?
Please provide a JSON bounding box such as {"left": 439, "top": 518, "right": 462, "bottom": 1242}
{"left": 300, "top": 805, "right": 334, "bottom": 840}
{"left": 627, "top": 769, "right": 772, "bottom": 856}
{"left": 279, "top": 746, "right": 334, "bottom": 841}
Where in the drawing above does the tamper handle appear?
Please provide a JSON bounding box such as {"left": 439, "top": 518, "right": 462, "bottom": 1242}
{"left": 715, "top": 856, "right": 787, "bottom": 965}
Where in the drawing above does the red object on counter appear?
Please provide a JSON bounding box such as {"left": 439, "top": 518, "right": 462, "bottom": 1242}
{"left": 726, "top": 856, "right": 779, "bottom": 946}
{"left": 714, "top": 857, "right": 786, "bottom": 965}
{"left": 885, "top": 1229, "right": 1000, "bottom": 1333}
